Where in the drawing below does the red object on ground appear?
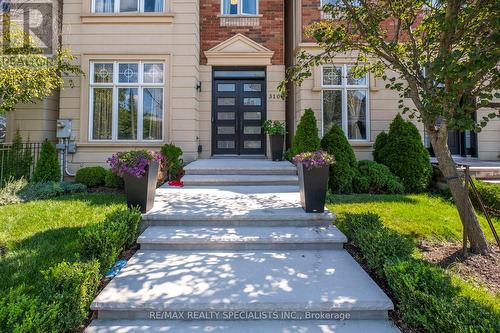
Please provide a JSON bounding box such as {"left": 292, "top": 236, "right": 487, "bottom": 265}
{"left": 168, "top": 180, "right": 184, "bottom": 187}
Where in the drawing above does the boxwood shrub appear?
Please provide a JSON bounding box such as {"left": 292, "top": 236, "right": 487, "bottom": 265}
{"left": 105, "top": 169, "right": 124, "bottom": 189}
{"left": 353, "top": 160, "right": 405, "bottom": 194}
{"left": 75, "top": 166, "right": 107, "bottom": 188}
{"left": 470, "top": 179, "right": 500, "bottom": 217}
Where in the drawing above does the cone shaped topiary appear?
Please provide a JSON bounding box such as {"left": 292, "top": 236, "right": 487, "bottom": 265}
{"left": 33, "top": 140, "right": 60, "bottom": 182}
{"left": 373, "top": 131, "right": 388, "bottom": 163}
{"left": 321, "top": 124, "right": 358, "bottom": 193}
{"left": 375, "top": 114, "right": 432, "bottom": 192}
{"left": 287, "top": 108, "right": 320, "bottom": 158}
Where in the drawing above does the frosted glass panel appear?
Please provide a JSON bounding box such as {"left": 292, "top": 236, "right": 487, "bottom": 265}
{"left": 243, "top": 83, "right": 261, "bottom": 92}
{"left": 217, "top": 140, "right": 235, "bottom": 149}
{"left": 218, "top": 84, "right": 235, "bottom": 92}
{"left": 244, "top": 112, "right": 261, "bottom": 120}
{"left": 218, "top": 126, "right": 235, "bottom": 134}
{"left": 244, "top": 140, "right": 261, "bottom": 149}
{"left": 243, "top": 98, "right": 261, "bottom": 106}
{"left": 244, "top": 126, "right": 261, "bottom": 134}
{"left": 217, "top": 98, "right": 236, "bottom": 106}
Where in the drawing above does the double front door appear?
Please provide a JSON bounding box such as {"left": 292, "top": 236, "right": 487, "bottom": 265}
{"left": 212, "top": 69, "right": 266, "bottom": 155}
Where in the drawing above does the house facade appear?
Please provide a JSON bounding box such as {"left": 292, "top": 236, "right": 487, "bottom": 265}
{"left": 5, "top": 0, "right": 500, "bottom": 171}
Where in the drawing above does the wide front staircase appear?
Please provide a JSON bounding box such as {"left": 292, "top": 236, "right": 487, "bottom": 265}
{"left": 86, "top": 159, "right": 400, "bottom": 332}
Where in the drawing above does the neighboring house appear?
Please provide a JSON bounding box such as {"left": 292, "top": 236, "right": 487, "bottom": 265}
{"left": 5, "top": 0, "right": 500, "bottom": 171}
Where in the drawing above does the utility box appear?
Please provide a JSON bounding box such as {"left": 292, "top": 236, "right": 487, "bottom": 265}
{"left": 56, "top": 119, "right": 72, "bottom": 138}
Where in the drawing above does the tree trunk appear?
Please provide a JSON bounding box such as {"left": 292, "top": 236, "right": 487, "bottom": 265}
{"left": 428, "top": 125, "right": 490, "bottom": 255}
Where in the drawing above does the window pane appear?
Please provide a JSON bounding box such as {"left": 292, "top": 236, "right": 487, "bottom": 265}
{"left": 217, "top": 140, "right": 235, "bottom": 149}
{"left": 243, "top": 83, "right": 261, "bottom": 92}
{"left": 244, "top": 126, "right": 261, "bottom": 134}
{"left": 244, "top": 140, "right": 261, "bottom": 149}
{"left": 323, "top": 90, "right": 342, "bottom": 134}
{"left": 217, "top": 126, "right": 235, "bottom": 134}
{"left": 119, "top": 63, "right": 139, "bottom": 83}
{"left": 144, "top": 0, "right": 163, "bottom": 12}
{"left": 118, "top": 88, "right": 138, "bottom": 140}
{"left": 243, "top": 98, "right": 261, "bottom": 106}
{"left": 92, "top": 88, "right": 113, "bottom": 140}
{"left": 244, "top": 112, "right": 261, "bottom": 120}
{"left": 323, "top": 66, "right": 342, "bottom": 86}
{"left": 242, "top": 0, "right": 257, "bottom": 14}
{"left": 347, "top": 66, "right": 367, "bottom": 86}
{"left": 143, "top": 63, "right": 164, "bottom": 83}
{"left": 217, "top": 84, "right": 235, "bottom": 92}
{"left": 217, "top": 97, "right": 235, "bottom": 106}
{"left": 217, "top": 112, "right": 235, "bottom": 120}
{"left": 213, "top": 70, "right": 265, "bottom": 79}
{"left": 94, "top": 0, "right": 114, "bottom": 13}
{"left": 93, "top": 63, "right": 113, "bottom": 83}
{"left": 120, "top": 0, "right": 138, "bottom": 12}
{"left": 347, "top": 90, "right": 367, "bottom": 140}
{"left": 222, "top": 0, "right": 238, "bottom": 14}
{"left": 143, "top": 88, "right": 163, "bottom": 140}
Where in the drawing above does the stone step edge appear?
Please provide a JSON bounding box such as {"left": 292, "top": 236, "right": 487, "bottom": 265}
{"left": 142, "top": 211, "right": 335, "bottom": 222}
{"left": 184, "top": 169, "right": 297, "bottom": 175}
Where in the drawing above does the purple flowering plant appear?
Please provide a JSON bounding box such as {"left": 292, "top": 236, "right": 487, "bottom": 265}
{"left": 292, "top": 150, "right": 335, "bottom": 170}
{"left": 107, "top": 150, "right": 163, "bottom": 179}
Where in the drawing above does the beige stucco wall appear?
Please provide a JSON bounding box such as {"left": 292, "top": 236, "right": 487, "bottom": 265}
{"left": 60, "top": 0, "right": 200, "bottom": 170}
{"left": 477, "top": 108, "right": 500, "bottom": 160}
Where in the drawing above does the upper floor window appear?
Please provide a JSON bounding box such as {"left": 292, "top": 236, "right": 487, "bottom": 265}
{"left": 321, "top": 65, "right": 369, "bottom": 140}
{"left": 93, "top": 0, "right": 164, "bottom": 13}
{"left": 221, "top": 0, "right": 258, "bottom": 15}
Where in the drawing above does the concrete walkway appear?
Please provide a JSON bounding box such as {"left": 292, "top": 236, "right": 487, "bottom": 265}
{"left": 86, "top": 160, "right": 400, "bottom": 333}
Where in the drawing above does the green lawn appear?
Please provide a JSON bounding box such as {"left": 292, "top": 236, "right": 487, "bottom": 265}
{"left": 0, "top": 193, "right": 126, "bottom": 293}
{"left": 327, "top": 193, "right": 499, "bottom": 243}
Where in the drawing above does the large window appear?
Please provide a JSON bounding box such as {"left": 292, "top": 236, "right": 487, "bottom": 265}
{"left": 90, "top": 61, "right": 165, "bottom": 141}
{"left": 221, "top": 0, "right": 258, "bottom": 15}
{"left": 92, "top": 0, "right": 164, "bottom": 13}
{"left": 322, "top": 64, "right": 369, "bottom": 140}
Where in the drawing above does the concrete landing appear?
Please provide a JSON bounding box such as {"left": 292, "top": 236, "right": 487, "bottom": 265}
{"left": 86, "top": 320, "right": 402, "bottom": 333}
{"left": 90, "top": 250, "right": 393, "bottom": 320}
{"left": 184, "top": 159, "right": 297, "bottom": 175}
{"left": 138, "top": 225, "right": 347, "bottom": 250}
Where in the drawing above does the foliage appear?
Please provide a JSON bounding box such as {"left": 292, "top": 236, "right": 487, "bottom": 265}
{"left": 353, "top": 160, "right": 405, "bottom": 194}
{"left": 470, "top": 180, "right": 500, "bottom": 218}
{"left": 372, "top": 131, "right": 388, "bottom": 163}
{"left": 0, "top": 177, "right": 27, "bottom": 205}
{"left": 75, "top": 166, "right": 107, "bottom": 188}
{"left": 374, "top": 114, "right": 432, "bottom": 192}
{"left": 288, "top": 108, "right": 320, "bottom": 158}
{"left": 292, "top": 150, "right": 334, "bottom": 170}
{"left": 108, "top": 150, "right": 163, "bottom": 179}
{"left": 160, "top": 143, "right": 183, "bottom": 181}
{"left": 262, "top": 120, "right": 286, "bottom": 136}
{"left": 0, "top": 131, "right": 33, "bottom": 186}
{"left": 105, "top": 169, "right": 124, "bottom": 189}
{"left": 33, "top": 140, "right": 60, "bottom": 182}
{"left": 79, "top": 208, "right": 141, "bottom": 273}
{"left": 320, "top": 124, "right": 358, "bottom": 193}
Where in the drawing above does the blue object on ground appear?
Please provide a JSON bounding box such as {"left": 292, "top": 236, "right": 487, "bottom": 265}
{"left": 105, "top": 259, "right": 127, "bottom": 278}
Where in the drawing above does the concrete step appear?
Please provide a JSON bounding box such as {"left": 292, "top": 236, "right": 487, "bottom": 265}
{"left": 91, "top": 250, "right": 394, "bottom": 320}
{"left": 85, "top": 319, "right": 401, "bottom": 332}
{"left": 182, "top": 174, "right": 299, "bottom": 186}
{"left": 138, "top": 225, "right": 347, "bottom": 250}
{"left": 184, "top": 159, "right": 297, "bottom": 175}
{"left": 143, "top": 186, "right": 334, "bottom": 227}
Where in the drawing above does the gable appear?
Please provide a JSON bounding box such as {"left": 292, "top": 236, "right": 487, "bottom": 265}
{"left": 204, "top": 34, "right": 274, "bottom": 66}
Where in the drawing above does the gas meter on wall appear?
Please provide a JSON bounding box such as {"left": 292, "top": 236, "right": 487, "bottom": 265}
{"left": 56, "top": 119, "right": 72, "bottom": 138}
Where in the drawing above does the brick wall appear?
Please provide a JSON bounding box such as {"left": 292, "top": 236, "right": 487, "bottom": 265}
{"left": 200, "top": 0, "right": 285, "bottom": 65}
{"left": 301, "top": 0, "right": 321, "bottom": 42}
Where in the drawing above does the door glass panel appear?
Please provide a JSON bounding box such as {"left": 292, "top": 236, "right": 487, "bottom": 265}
{"left": 244, "top": 140, "right": 261, "bottom": 149}
{"left": 244, "top": 126, "right": 261, "bottom": 134}
{"left": 218, "top": 126, "right": 235, "bottom": 135}
{"left": 243, "top": 98, "right": 261, "bottom": 106}
{"left": 217, "top": 140, "right": 235, "bottom": 149}
{"left": 217, "top": 97, "right": 236, "bottom": 106}
{"left": 217, "top": 83, "right": 235, "bottom": 92}
{"left": 118, "top": 88, "right": 139, "bottom": 140}
{"left": 244, "top": 112, "right": 261, "bottom": 120}
{"left": 217, "top": 112, "right": 235, "bottom": 120}
{"left": 243, "top": 83, "right": 261, "bottom": 92}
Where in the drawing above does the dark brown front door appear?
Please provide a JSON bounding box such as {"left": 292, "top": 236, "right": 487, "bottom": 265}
{"left": 212, "top": 69, "right": 266, "bottom": 155}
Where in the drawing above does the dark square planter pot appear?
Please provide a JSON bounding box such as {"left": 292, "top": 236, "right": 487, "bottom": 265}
{"left": 297, "top": 163, "right": 329, "bottom": 213}
{"left": 270, "top": 134, "right": 285, "bottom": 161}
{"left": 123, "top": 161, "right": 159, "bottom": 213}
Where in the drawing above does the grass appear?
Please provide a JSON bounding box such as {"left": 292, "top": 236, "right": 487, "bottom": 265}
{"left": 327, "top": 193, "right": 499, "bottom": 243}
{"left": 0, "top": 192, "right": 126, "bottom": 293}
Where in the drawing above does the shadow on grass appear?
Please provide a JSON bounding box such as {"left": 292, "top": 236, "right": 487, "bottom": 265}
{"left": 49, "top": 191, "right": 126, "bottom": 206}
{"left": 328, "top": 193, "right": 418, "bottom": 205}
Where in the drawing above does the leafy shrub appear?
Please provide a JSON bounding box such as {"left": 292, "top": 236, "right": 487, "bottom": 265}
{"left": 160, "top": 143, "right": 183, "bottom": 181}
{"left": 75, "top": 166, "right": 107, "bottom": 187}
{"left": 372, "top": 131, "right": 388, "bottom": 162}
{"left": 0, "top": 131, "right": 33, "bottom": 186}
{"left": 337, "top": 213, "right": 413, "bottom": 277}
{"left": 374, "top": 114, "right": 432, "bottom": 192}
{"left": 320, "top": 124, "right": 357, "bottom": 193}
{"left": 79, "top": 208, "right": 141, "bottom": 273}
{"left": 262, "top": 120, "right": 286, "bottom": 136}
{"left": 33, "top": 140, "right": 60, "bottom": 182}
{"left": 470, "top": 179, "right": 500, "bottom": 217}
{"left": 0, "top": 177, "right": 27, "bottom": 205}
{"left": 385, "top": 260, "right": 500, "bottom": 333}
{"left": 287, "top": 108, "right": 320, "bottom": 158}
{"left": 353, "top": 160, "right": 405, "bottom": 194}
{"left": 105, "top": 169, "right": 124, "bottom": 189}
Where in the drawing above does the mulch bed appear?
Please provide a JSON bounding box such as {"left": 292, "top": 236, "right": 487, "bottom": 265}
{"left": 419, "top": 241, "right": 500, "bottom": 295}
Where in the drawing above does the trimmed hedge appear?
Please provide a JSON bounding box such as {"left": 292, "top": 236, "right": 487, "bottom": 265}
{"left": 287, "top": 108, "right": 320, "bottom": 159}
{"left": 470, "top": 179, "right": 500, "bottom": 217}
{"left": 33, "top": 140, "right": 60, "bottom": 183}
{"left": 353, "top": 160, "right": 405, "bottom": 194}
{"left": 75, "top": 166, "right": 107, "bottom": 188}
{"left": 338, "top": 212, "right": 500, "bottom": 332}
{"left": 320, "top": 124, "right": 358, "bottom": 194}
{"left": 105, "top": 169, "right": 124, "bottom": 189}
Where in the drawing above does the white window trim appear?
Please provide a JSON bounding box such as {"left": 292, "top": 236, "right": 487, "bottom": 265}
{"left": 91, "top": 0, "right": 165, "bottom": 13}
{"left": 89, "top": 60, "right": 165, "bottom": 142}
{"left": 220, "top": 0, "right": 259, "bottom": 16}
{"left": 320, "top": 64, "right": 370, "bottom": 141}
